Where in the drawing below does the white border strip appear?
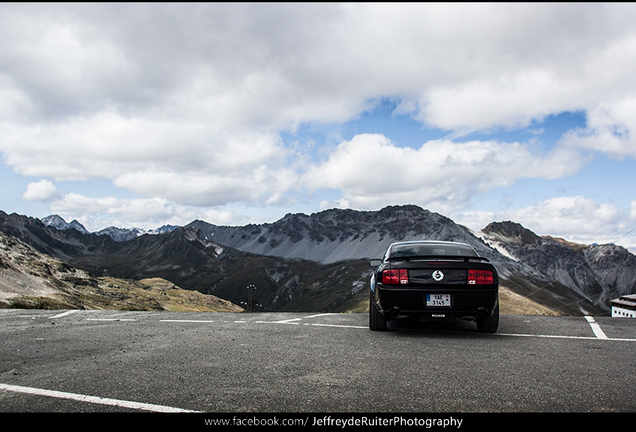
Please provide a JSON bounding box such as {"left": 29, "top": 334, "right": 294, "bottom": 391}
{"left": 0, "top": 383, "right": 199, "bottom": 413}
{"left": 160, "top": 320, "right": 215, "bottom": 323}
{"left": 309, "top": 323, "right": 368, "bottom": 329}
{"left": 495, "top": 333, "right": 636, "bottom": 341}
{"left": 50, "top": 311, "right": 79, "bottom": 319}
{"left": 304, "top": 313, "right": 340, "bottom": 319}
{"left": 255, "top": 318, "right": 302, "bottom": 324}
{"left": 585, "top": 315, "right": 609, "bottom": 339}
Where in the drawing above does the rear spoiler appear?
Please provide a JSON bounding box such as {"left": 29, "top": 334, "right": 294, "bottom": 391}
{"left": 387, "top": 255, "right": 490, "bottom": 263}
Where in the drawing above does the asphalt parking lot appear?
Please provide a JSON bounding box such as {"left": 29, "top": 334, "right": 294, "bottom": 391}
{"left": 1, "top": 310, "right": 635, "bottom": 419}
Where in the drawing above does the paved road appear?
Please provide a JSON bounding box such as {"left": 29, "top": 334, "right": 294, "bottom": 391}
{"left": 1, "top": 310, "right": 635, "bottom": 417}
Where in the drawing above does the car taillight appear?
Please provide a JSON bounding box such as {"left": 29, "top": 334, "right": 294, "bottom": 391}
{"left": 468, "top": 269, "right": 494, "bottom": 285}
{"left": 382, "top": 269, "right": 409, "bottom": 285}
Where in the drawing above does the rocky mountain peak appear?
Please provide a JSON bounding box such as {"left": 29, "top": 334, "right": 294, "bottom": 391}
{"left": 41, "top": 215, "right": 179, "bottom": 241}
{"left": 482, "top": 221, "right": 541, "bottom": 246}
{"left": 96, "top": 226, "right": 146, "bottom": 242}
{"left": 41, "top": 214, "right": 90, "bottom": 234}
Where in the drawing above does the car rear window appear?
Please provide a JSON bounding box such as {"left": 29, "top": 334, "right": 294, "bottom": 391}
{"left": 389, "top": 243, "right": 478, "bottom": 258}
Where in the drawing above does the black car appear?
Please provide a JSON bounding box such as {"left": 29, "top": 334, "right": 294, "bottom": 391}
{"left": 369, "top": 240, "right": 499, "bottom": 332}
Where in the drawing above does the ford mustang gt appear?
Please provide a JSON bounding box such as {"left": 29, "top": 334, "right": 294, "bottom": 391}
{"left": 369, "top": 240, "right": 499, "bottom": 332}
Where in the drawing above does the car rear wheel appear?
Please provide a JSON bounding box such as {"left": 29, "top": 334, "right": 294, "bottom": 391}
{"left": 476, "top": 301, "right": 499, "bottom": 333}
{"left": 369, "top": 291, "right": 387, "bottom": 331}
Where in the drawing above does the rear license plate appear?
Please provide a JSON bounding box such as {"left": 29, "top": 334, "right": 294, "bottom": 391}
{"left": 426, "top": 294, "right": 451, "bottom": 307}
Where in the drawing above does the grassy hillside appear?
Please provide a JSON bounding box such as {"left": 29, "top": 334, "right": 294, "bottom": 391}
{"left": 0, "top": 230, "right": 243, "bottom": 312}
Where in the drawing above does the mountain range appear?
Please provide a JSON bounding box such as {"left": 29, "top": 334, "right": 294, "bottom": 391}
{"left": 2, "top": 205, "right": 634, "bottom": 315}
{"left": 41, "top": 214, "right": 179, "bottom": 241}
{"left": 0, "top": 228, "right": 242, "bottom": 312}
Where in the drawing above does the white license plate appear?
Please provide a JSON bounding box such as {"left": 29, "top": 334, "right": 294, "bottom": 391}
{"left": 426, "top": 294, "right": 451, "bottom": 307}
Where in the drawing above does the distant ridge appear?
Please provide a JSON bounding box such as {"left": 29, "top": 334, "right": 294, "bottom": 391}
{"left": 186, "top": 205, "right": 487, "bottom": 264}
{"left": 2, "top": 206, "right": 634, "bottom": 315}
{"left": 0, "top": 229, "right": 243, "bottom": 312}
{"left": 41, "top": 215, "right": 179, "bottom": 241}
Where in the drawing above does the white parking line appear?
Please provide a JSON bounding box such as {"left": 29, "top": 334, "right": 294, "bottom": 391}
{"left": 585, "top": 315, "right": 609, "bottom": 339}
{"left": 43, "top": 312, "right": 634, "bottom": 342}
{"left": 255, "top": 317, "right": 303, "bottom": 324}
{"left": 304, "top": 313, "right": 340, "bottom": 319}
{"left": 50, "top": 310, "right": 79, "bottom": 319}
{"left": 309, "top": 323, "right": 368, "bottom": 329}
{"left": 495, "top": 333, "right": 636, "bottom": 341}
{"left": 160, "top": 319, "right": 215, "bottom": 323}
{"left": 0, "top": 383, "right": 199, "bottom": 413}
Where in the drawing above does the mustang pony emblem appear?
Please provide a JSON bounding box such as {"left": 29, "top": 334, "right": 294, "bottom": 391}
{"left": 432, "top": 270, "right": 444, "bottom": 281}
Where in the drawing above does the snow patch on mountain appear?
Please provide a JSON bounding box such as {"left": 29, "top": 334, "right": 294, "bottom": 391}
{"left": 476, "top": 232, "right": 520, "bottom": 262}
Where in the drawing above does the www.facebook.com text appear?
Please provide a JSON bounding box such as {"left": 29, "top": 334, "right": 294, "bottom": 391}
{"left": 204, "top": 415, "right": 464, "bottom": 428}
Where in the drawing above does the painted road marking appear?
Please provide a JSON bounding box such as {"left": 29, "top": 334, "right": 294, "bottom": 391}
{"left": 1, "top": 315, "right": 634, "bottom": 411}
{"left": 27, "top": 311, "right": 636, "bottom": 342}
{"left": 160, "top": 319, "right": 215, "bottom": 323}
{"left": 308, "top": 323, "right": 368, "bottom": 329}
{"left": 0, "top": 383, "right": 199, "bottom": 413}
{"left": 50, "top": 310, "right": 78, "bottom": 319}
{"left": 585, "top": 315, "right": 609, "bottom": 339}
{"left": 255, "top": 317, "right": 303, "bottom": 324}
{"left": 495, "top": 333, "right": 635, "bottom": 342}
{"left": 304, "top": 313, "right": 341, "bottom": 318}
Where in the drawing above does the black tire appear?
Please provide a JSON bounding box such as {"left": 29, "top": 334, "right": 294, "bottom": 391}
{"left": 476, "top": 301, "right": 499, "bottom": 333}
{"left": 369, "top": 291, "right": 387, "bottom": 331}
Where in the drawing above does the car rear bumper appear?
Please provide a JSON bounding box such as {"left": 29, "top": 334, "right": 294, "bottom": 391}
{"left": 376, "top": 285, "right": 498, "bottom": 320}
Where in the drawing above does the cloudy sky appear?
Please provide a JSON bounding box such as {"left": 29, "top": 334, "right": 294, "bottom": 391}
{"left": 1, "top": 3, "right": 636, "bottom": 249}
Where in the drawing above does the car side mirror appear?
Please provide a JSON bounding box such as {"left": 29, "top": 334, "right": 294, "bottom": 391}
{"left": 369, "top": 259, "right": 383, "bottom": 267}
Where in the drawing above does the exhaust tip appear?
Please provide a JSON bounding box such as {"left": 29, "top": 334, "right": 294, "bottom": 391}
{"left": 476, "top": 307, "right": 490, "bottom": 317}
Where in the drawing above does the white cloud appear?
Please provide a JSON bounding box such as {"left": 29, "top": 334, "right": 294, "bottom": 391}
{"left": 49, "top": 193, "right": 236, "bottom": 231}
{"left": 1, "top": 3, "right": 636, "bottom": 235}
{"left": 302, "top": 134, "right": 585, "bottom": 214}
{"left": 560, "top": 96, "right": 636, "bottom": 160}
{"left": 112, "top": 165, "right": 299, "bottom": 208}
{"left": 0, "top": 112, "right": 297, "bottom": 207}
{"left": 510, "top": 196, "right": 624, "bottom": 239}
{"left": 3, "top": 3, "right": 636, "bottom": 131}
{"left": 21, "top": 180, "right": 60, "bottom": 202}
{"left": 0, "top": 113, "right": 288, "bottom": 178}
{"left": 1, "top": 5, "right": 635, "bottom": 144}
{"left": 455, "top": 196, "right": 636, "bottom": 247}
